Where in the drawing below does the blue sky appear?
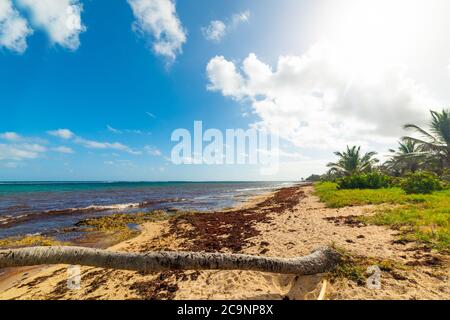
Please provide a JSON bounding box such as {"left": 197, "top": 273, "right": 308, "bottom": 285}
{"left": 1, "top": 0, "right": 450, "bottom": 181}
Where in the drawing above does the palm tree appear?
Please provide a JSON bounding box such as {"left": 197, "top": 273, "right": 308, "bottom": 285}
{"left": 327, "top": 146, "right": 379, "bottom": 176}
{"left": 384, "top": 140, "right": 424, "bottom": 175}
{"left": 403, "top": 109, "right": 450, "bottom": 171}
{"left": 0, "top": 246, "right": 341, "bottom": 275}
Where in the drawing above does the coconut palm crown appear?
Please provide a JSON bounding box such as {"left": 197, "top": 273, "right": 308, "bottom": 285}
{"left": 327, "top": 145, "right": 379, "bottom": 176}
{"left": 384, "top": 140, "right": 425, "bottom": 175}
{"left": 402, "top": 109, "right": 450, "bottom": 170}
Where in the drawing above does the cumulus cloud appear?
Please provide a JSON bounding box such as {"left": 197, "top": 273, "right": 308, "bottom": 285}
{"left": 202, "top": 20, "right": 226, "bottom": 42}
{"left": 127, "top": 0, "right": 187, "bottom": 62}
{"left": 0, "top": 0, "right": 33, "bottom": 53}
{"left": 206, "top": 56, "right": 245, "bottom": 98}
{"left": 47, "top": 129, "right": 75, "bottom": 139}
{"left": 202, "top": 10, "right": 249, "bottom": 42}
{"left": 0, "top": 143, "right": 46, "bottom": 160}
{"left": 17, "top": 0, "right": 85, "bottom": 50}
{"left": 206, "top": 43, "right": 437, "bottom": 150}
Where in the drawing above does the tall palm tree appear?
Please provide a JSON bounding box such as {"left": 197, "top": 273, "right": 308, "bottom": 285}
{"left": 327, "top": 146, "right": 379, "bottom": 176}
{"left": 403, "top": 109, "right": 450, "bottom": 170}
{"left": 384, "top": 140, "right": 424, "bottom": 175}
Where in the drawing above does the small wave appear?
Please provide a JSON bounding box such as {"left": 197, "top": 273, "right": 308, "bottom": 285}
{"left": 80, "top": 203, "right": 141, "bottom": 211}
{"left": 0, "top": 202, "right": 146, "bottom": 229}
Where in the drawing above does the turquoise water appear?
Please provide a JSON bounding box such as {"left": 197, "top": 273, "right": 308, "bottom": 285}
{"left": 0, "top": 181, "right": 295, "bottom": 240}
{"left": 0, "top": 181, "right": 253, "bottom": 193}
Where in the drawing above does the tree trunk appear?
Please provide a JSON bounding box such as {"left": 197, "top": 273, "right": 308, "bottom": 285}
{"left": 0, "top": 246, "right": 341, "bottom": 275}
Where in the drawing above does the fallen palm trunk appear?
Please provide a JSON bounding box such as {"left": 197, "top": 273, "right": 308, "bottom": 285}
{"left": 0, "top": 246, "right": 341, "bottom": 275}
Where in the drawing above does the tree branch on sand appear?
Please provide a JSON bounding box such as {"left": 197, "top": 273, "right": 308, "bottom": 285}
{"left": 0, "top": 246, "right": 341, "bottom": 275}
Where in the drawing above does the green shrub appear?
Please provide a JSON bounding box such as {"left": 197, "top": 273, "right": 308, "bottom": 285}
{"left": 400, "top": 171, "right": 443, "bottom": 194}
{"left": 389, "top": 177, "right": 403, "bottom": 188}
{"left": 337, "top": 172, "right": 391, "bottom": 190}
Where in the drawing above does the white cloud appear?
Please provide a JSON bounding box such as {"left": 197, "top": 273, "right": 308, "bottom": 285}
{"left": 104, "top": 159, "right": 136, "bottom": 169}
{"left": 107, "top": 125, "right": 122, "bottom": 134}
{"left": 17, "top": 0, "right": 85, "bottom": 50}
{"left": 146, "top": 111, "right": 156, "bottom": 118}
{"left": 206, "top": 56, "right": 245, "bottom": 98}
{"left": 202, "top": 20, "right": 226, "bottom": 42}
{"left": 0, "top": 143, "right": 46, "bottom": 160}
{"left": 53, "top": 146, "right": 74, "bottom": 154}
{"left": 47, "top": 129, "right": 141, "bottom": 155}
{"left": 206, "top": 43, "right": 437, "bottom": 150}
{"left": 0, "top": 131, "right": 22, "bottom": 141}
{"left": 3, "top": 162, "right": 20, "bottom": 168}
{"left": 127, "top": 0, "right": 186, "bottom": 62}
{"left": 47, "top": 129, "right": 75, "bottom": 139}
{"left": 230, "top": 10, "right": 250, "bottom": 28}
{"left": 202, "top": 10, "right": 250, "bottom": 42}
{"left": 107, "top": 125, "right": 145, "bottom": 135}
{"left": 0, "top": 0, "right": 33, "bottom": 53}
{"left": 74, "top": 137, "right": 141, "bottom": 155}
{"left": 144, "top": 145, "right": 162, "bottom": 156}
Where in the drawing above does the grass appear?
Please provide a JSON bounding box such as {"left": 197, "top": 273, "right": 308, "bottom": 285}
{"left": 314, "top": 182, "right": 427, "bottom": 208}
{"left": 315, "top": 182, "right": 450, "bottom": 253}
{"left": 327, "top": 246, "right": 409, "bottom": 286}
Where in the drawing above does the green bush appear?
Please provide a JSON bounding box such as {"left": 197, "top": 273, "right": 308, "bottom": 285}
{"left": 400, "top": 171, "right": 443, "bottom": 194}
{"left": 337, "top": 172, "right": 391, "bottom": 190}
{"left": 389, "top": 177, "right": 403, "bottom": 188}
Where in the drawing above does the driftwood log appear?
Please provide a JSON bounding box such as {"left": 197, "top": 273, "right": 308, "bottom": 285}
{"left": 0, "top": 246, "right": 341, "bottom": 275}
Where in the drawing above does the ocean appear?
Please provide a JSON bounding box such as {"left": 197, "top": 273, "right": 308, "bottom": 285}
{"left": 0, "top": 181, "right": 296, "bottom": 241}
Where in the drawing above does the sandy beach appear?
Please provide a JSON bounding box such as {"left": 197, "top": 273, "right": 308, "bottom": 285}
{"left": 0, "top": 184, "right": 448, "bottom": 300}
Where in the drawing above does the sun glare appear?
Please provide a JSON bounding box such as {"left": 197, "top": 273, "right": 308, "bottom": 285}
{"left": 318, "top": 0, "right": 436, "bottom": 78}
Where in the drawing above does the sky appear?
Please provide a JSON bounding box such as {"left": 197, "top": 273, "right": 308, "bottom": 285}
{"left": 1, "top": 0, "right": 450, "bottom": 181}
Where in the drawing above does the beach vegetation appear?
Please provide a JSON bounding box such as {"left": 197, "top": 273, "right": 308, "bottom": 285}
{"left": 327, "top": 247, "right": 409, "bottom": 286}
{"left": 315, "top": 182, "right": 450, "bottom": 253}
{"left": 326, "top": 145, "right": 379, "bottom": 177}
{"left": 75, "top": 210, "right": 173, "bottom": 242}
{"left": 314, "top": 182, "right": 420, "bottom": 207}
{"left": 400, "top": 171, "right": 443, "bottom": 194}
{"left": 383, "top": 140, "right": 425, "bottom": 176}
{"left": 336, "top": 172, "right": 391, "bottom": 190}
{"left": 321, "top": 109, "right": 449, "bottom": 184}
{"left": 0, "top": 235, "right": 67, "bottom": 249}
{"left": 304, "top": 174, "right": 321, "bottom": 182}
{"left": 402, "top": 109, "right": 450, "bottom": 174}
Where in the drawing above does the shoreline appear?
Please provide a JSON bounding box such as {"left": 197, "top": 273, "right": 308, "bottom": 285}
{"left": 0, "top": 184, "right": 286, "bottom": 294}
{"left": 0, "top": 183, "right": 448, "bottom": 300}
